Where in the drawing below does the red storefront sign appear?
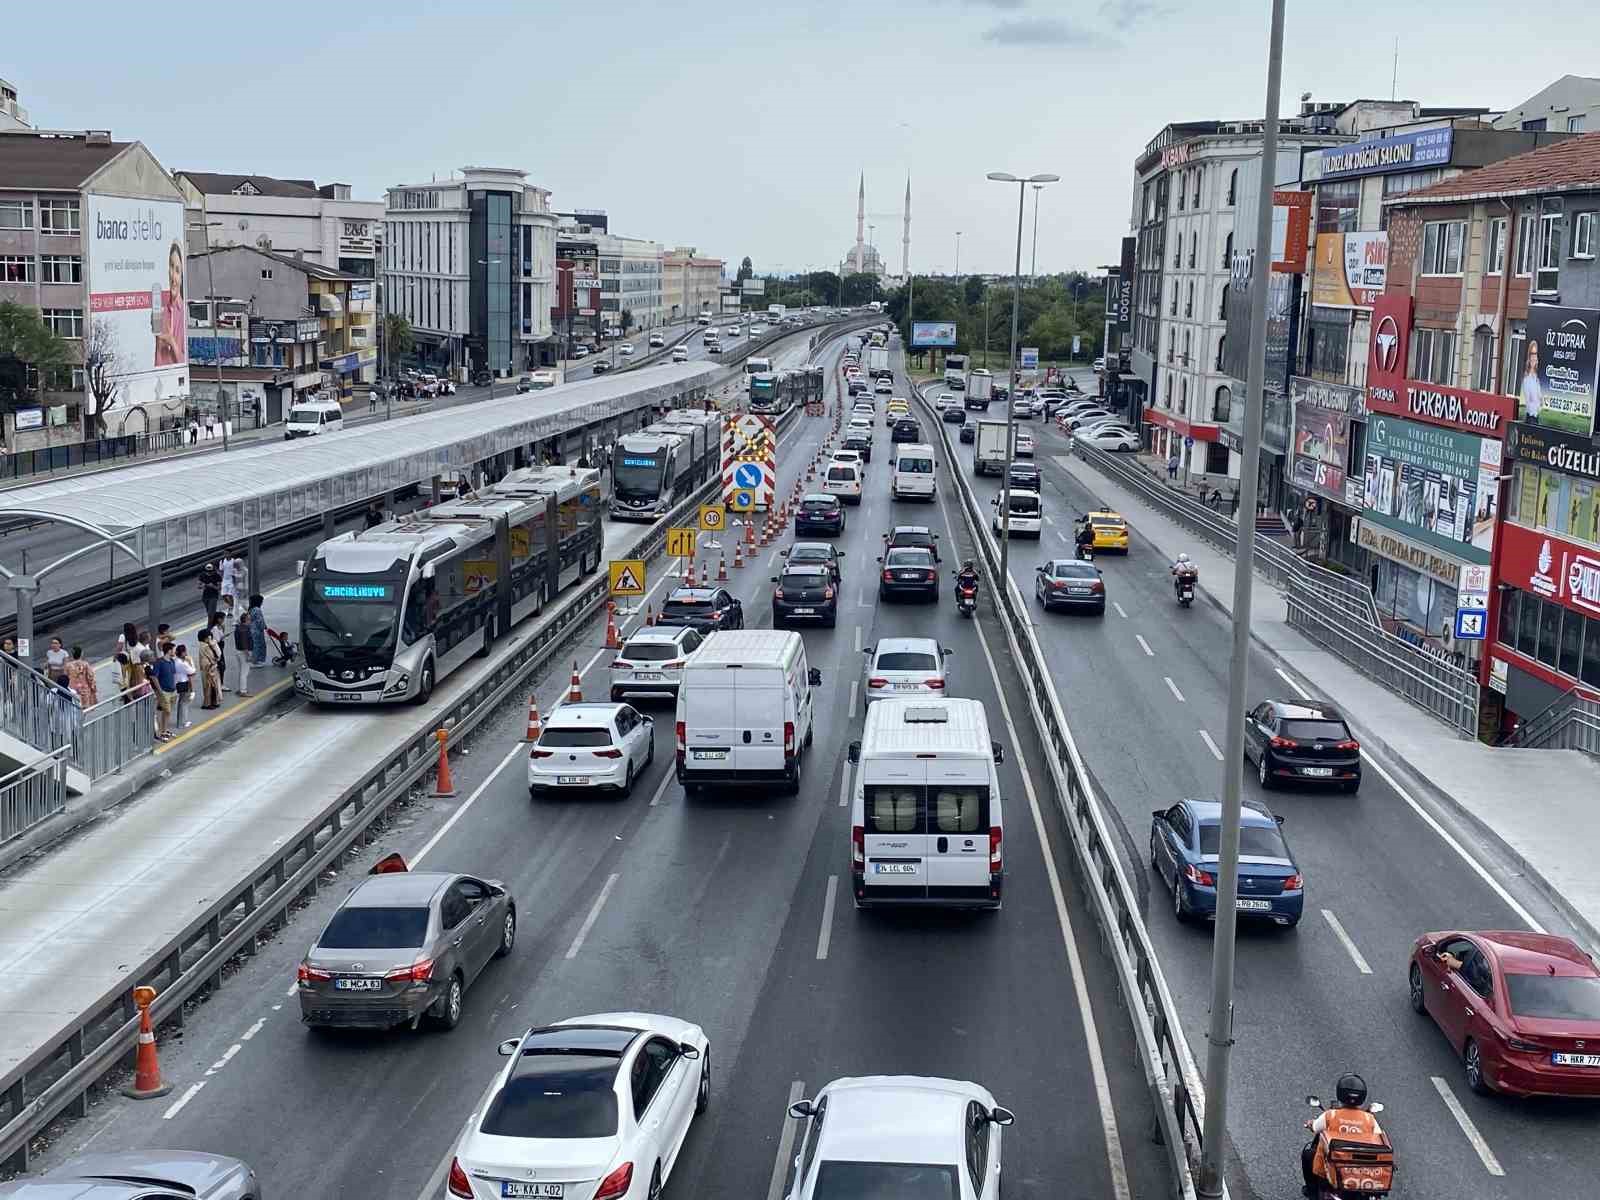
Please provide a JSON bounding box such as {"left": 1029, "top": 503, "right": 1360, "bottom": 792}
{"left": 1497, "top": 522, "right": 1600, "bottom": 618}
{"left": 1143, "top": 407, "right": 1219, "bottom": 441}
{"left": 1366, "top": 287, "right": 1411, "bottom": 407}
{"left": 1366, "top": 379, "right": 1516, "bottom": 437}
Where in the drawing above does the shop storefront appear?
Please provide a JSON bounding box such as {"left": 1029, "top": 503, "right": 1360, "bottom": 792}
{"left": 1288, "top": 377, "right": 1368, "bottom": 570}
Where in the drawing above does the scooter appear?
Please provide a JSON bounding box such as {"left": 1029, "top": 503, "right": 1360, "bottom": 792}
{"left": 1175, "top": 571, "right": 1197, "bottom": 608}
{"left": 1075, "top": 540, "right": 1095, "bottom": 562}
{"left": 954, "top": 575, "right": 978, "bottom": 618}
{"left": 1301, "top": 1095, "right": 1394, "bottom": 1200}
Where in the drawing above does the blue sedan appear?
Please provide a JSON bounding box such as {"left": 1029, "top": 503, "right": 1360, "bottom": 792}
{"left": 1149, "top": 798, "right": 1304, "bottom": 928}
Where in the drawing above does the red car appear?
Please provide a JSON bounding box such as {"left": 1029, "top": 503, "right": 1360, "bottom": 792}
{"left": 1409, "top": 930, "right": 1600, "bottom": 1097}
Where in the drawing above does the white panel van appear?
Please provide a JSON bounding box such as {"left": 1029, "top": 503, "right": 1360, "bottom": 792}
{"left": 284, "top": 398, "right": 345, "bottom": 439}
{"left": 891, "top": 443, "right": 936, "bottom": 501}
{"left": 848, "top": 698, "right": 1005, "bottom": 909}
{"left": 675, "top": 630, "right": 822, "bottom": 794}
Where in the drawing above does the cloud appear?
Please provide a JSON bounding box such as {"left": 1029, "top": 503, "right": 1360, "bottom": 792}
{"left": 1098, "top": 0, "right": 1163, "bottom": 30}
{"left": 981, "top": 17, "right": 1116, "bottom": 47}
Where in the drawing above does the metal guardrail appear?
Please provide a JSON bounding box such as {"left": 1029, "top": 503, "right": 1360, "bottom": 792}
{"left": 0, "top": 747, "right": 70, "bottom": 844}
{"left": 917, "top": 391, "right": 1205, "bottom": 1200}
{"left": 1073, "top": 440, "right": 1481, "bottom": 738}
{"left": 0, "top": 322, "right": 870, "bottom": 1172}
{"left": 0, "top": 429, "right": 193, "bottom": 485}
{"left": 74, "top": 689, "right": 157, "bottom": 782}
{"left": 1505, "top": 685, "right": 1600, "bottom": 754}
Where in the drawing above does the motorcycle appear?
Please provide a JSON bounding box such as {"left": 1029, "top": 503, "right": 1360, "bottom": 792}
{"left": 1175, "top": 570, "right": 1197, "bottom": 608}
{"left": 1301, "top": 1095, "right": 1394, "bottom": 1200}
{"left": 954, "top": 575, "right": 978, "bottom": 618}
{"left": 1075, "top": 538, "right": 1095, "bottom": 562}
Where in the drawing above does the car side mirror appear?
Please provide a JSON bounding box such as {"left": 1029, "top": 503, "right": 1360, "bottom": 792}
{"left": 808, "top": 667, "right": 822, "bottom": 686}
{"left": 770, "top": 576, "right": 780, "bottom": 583}
{"left": 1369, "top": 1102, "right": 1384, "bottom": 1114}
{"left": 1306, "top": 1095, "right": 1324, "bottom": 1109}
{"left": 498, "top": 1038, "right": 521, "bottom": 1057}
{"left": 991, "top": 741, "right": 1005, "bottom": 765}
{"left": 847, "top": 740, "right": 861, "bottom": 764}
{"left": 989, "top": 1105, "right": 1016, "bottom": 1127}
{"left": 789, "top": 1099, "right": 817, "bottom": 1119}
{"left": 1274, "top": 814, "right": 1285, "bottom": 825}
{"left": 876, "top": 556, "right": 884, "bottom": 563}
{"left": 678, "top": 1042, "right": 701, "bottom": 1059}
{"left": 837, "top": 550, "right": 845, "bottom": 557}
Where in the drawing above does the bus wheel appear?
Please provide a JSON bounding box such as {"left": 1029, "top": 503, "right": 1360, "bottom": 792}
{"left": 414, "top": 659, "right": 435, "bottom": 705}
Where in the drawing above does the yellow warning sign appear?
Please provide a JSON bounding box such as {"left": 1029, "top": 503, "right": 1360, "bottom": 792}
{"left": 699, "top": 504, "right": 726, "bottom": 532}
{"left": 666, "top": 527, "right": 699, "bottom": 558}
{"left": 729, "top": 489, "right": 756, "bottom": 511}
{"left": 608, "top": 559, "right": 646, "bottom": 596}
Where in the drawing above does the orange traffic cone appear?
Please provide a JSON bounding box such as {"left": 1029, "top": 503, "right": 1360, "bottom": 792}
{"left": 123, "top": 986, "right": 171, "bottom": 1099}
{"left": 604, "top": 601, "right": 622, "bottom": 650}
{"left": 717, "top": 557, "right": 728, "bottom": 581}
{"left": 733, "top": 542, "right": 744, "bottom": 569}
{"left": 685, "top": 560, "right": 697, "bottom": 587}
{"left": 646, "top": 606, "right": 656, "bottom": 626}
{"left": 431, "top": 728, "right": 455, "bottom": 796}
{"left": 745, "top": 520, "right": 757, "bottom": 549}
{"left": 567, "top": 660, "right": 583, "bottom": 703}
{"left": 524, "top": 697, "right": 543, "bottom": 741}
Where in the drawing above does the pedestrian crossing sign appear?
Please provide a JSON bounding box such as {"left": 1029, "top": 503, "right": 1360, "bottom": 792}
{"left": 1453, "top": 608, "right": 1486, "bottom": 641}
{"left": 608, "top": 559, "right": 647, "bottom": 596}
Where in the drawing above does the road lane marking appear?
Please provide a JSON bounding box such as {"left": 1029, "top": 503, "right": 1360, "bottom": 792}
{"left": 1113, "top": 601, "right": 1128, "bottom": 619}
{"left": 205, "top": 1043, "right": 242, "bottom": 1075}
{"left": 816, "top": 876, "right": 838, "bottom": 960}
{"left": 565, "top": 872, "right": 620, "bottom": 959}
{"left": 162, "top": 1081, "right": 205, "bottom": 1120}
{"left": 1274, "top": 666, "right": 1312, "bottom": 700}
{"left": 1135, "top": 634, "right": 1154, "bottom": 657}
{"left": 1043, "top": 513, "right": 1056, "bottom": 524}
{"left": 1320, "top": 909, "right": 1373, "bottom": 974}
{"left": 1164, "top": 676, "right": 1185, "bottom": 703}
{"left": 648, "top": 769, "right": 674, "bottom": 807}
{"left": 853, "top": 625, "right": 862, "bottom": 652}
{"left": 766, "top": 1081, "right": 807, "bottom": 1200}
{"left": 838, "top": 762, "right": 851, "bottom": 807}
{"left": 847, "top": 680, "right": 858, "bottom": 719}
{"left": 414, "top": 741, "right": 528, "bottom": 864}
{"left": 1431, "top": 1076, "right": 1505, "bottom": 1176}
{"left": 1198, "top": 730, "right": 1225, "bottom": 761}
{"left": 239, "top": 1017, "right": 267, "bottom": 1041}
{"left": 416, "top": 1075, "right": 501, "bottom": 1200}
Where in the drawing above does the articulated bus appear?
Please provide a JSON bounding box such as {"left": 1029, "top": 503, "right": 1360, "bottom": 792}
{"left": 609, "top": 431, "right": 694, "bottom": 520}
{"left": 748, "top": 371, "right": 786, "bottom": 414}
{"left": 750, "top": 367, "right": 825, "bottom": 415}
{"left": 296, "top": 466, "right": 603, "bottom": 706}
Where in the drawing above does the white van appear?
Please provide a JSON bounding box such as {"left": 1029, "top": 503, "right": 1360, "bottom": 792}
{"left": 675, "top": 630, "right": 823, "bottom": 794}
{"left": 822, "top": 460, "right": 864, "bottom": 505}
{"left": 991, "top": 488, "right": 1042, "bottom": 537}
{"left": 847, "top": 698, "right": 1005, "bottom": 909}
{"left": 891, "top": 443, "right": 937, "bottom": 501}
{"left": 284, "top": 398, "right": 344, "bottom": 439}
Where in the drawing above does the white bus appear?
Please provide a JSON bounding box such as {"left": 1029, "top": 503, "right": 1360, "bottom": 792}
{"left": 609, "top": 431, "right": 695, "bottom": 521}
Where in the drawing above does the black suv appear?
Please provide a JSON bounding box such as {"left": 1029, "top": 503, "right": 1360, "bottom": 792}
{"left": 891, "top": 418, "right": 922, "bottom": 443}
{"left": 772, "top": 564, "right": 838, "bottom": 627}
{"left": 883, "top": 525, "right": 940, "bottom": 561}
{"left": 1243, "top": 700, "right": 1361, "bottom": 792}
{"left": 1008, "top": 462, "right": 1042, "bottom": 492}
{"left": 841, "top": 430, "right": 873, "bottom": 462}
{"left": 795, "top": 493, "right": 846, "bottom": 536}
{"left": 659, "top": 586, "right": 744, "bottom": 633}
{"left": 782, "top": 541, "right": 844, "bottom": 581}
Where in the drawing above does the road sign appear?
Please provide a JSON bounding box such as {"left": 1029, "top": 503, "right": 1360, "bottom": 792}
{"left": 608, "top": 559, "right": 646, "bottom": 596}
{"left": 699, "top": 504, "right": 726, "bottom": 532}
{"left": 733, "top": 462, "right": 763, "bottom": 490}
{"left": 729, "top": 489, "right": 756, "bottom": 511}
{"left": 1453, "top": 608, "right": 1487, "bottom": 641}
{"left": 666, "top": 527, "right": 698, "bottom": 558}
{"left": 1020, "top": 347, "right": 1039, "bottom": 370}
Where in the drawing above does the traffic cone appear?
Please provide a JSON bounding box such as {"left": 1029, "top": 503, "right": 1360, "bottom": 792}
{"left": 567, "top": 660, "right": 583, "bottom": 703}
{"left": 524, "top": 697, "right": 543, "bottom": 741}
{"left": 604, "top": 601, "right": 622, "bottom": 650}
{"left": 685, "top": 560, "right": 698, "bottom": 587}
{"left": 646, "top": 606, "right": 656, "bottom": 626}
{"left": 717, "top": 557, "right": 728, "bottom": 581}
{"left": 122, "top": 986, "right": 170, "bottom": 1099}
{"left": 733, "top": 542, "right": 744, "bottom": 569}
{"left": 431, "top": 728, "right": 456, "bottom": 796}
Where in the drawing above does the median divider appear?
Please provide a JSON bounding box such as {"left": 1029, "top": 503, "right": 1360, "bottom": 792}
{"left": 915, "top": 387, "right": 1207, "bottom": 1200}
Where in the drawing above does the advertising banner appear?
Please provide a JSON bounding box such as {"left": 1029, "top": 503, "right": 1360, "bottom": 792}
{"left": 1365, "top": 378, "right": 1515, "bottom": 437}
{"left": 1362, "top": 415, "right": 1499, "bottom": 561}
{"left": 1506, "top": 419, "right": 1600, "bottom": 485}
{"left": 1366, "top": 286, "right": 1412, "bottom": 408}
{"left": 1498, "top": 522, "right": 1600, "bottom": 619}
{"left": 740, "top": 278, "right": 766, "bottom": 295}
{"left": 1290, "top": 377, "right": 1354, "bottom": 501}
{"left": 86, "top": 194, "right": 188, "bottom": 401}
{"left": 1222, "top": 251, "right": 1295, "bottom": 395}
{"left": 1517, "top": 304, "right": 1599, "bottom": 436}
{"left": 1317, "top": 127, "right": 1454, "bottom": 181}
{"left": 912, "top": 321, "right": 957, "bottom": 348}
{"left": 1118, "top": 236, "right": 1136, "bottom": 331}
{"left": 338, "top": 219, "right": 374, "bottom": 254}
{"left": 1020, "top": 347, "right": 1039, "bottom": 369}
{"left": 1271, "top": 191, "right": 1312, "bottom": 274}
{"left": 1311, "top": 232, "right": 1388, "bottom": 309}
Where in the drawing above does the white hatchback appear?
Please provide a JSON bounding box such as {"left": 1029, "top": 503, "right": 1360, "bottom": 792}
{"left": 528, "top": 702, "right": 654, "bottom": 797}
{"left": 610, "top": 626, "right": 703, "bottom": 702}
{"left": 785, "top": 1076, "right": 1013, "bottom": 1200}
{"left": 619, "top": 343, "right": 635, "bottom": 357}
{"left": 822, "top": 461, "right": 864, "bottom": 504}
{"left": 862, "top": 636, "right": 951, "bottom": 704}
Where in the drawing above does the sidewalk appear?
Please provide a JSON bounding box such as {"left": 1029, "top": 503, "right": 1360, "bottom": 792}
{"left": 1057, "top": 451, "right": 1600, "bottom": 950}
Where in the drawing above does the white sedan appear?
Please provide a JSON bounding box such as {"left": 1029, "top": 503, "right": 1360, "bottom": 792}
{"left": 784, "top": 1076, "right": 1013, "bottom": 1200}
{"left": 450, "top": 1012, "right": 710, "bottom": 1200}
{"left": 1014, "top": 430, "right": 1035, "bottom": 457}
{"left": 1082, "top": 426, "right": 1142, "bottom": 452}
{"left": 619, "top": 343, "right": 635, "bottom": 357}
{"left": 528, "top": 702, "right": 654, "bottom": 797}
{"left": 862, "top": 636, "right": 951, "bottom": 703}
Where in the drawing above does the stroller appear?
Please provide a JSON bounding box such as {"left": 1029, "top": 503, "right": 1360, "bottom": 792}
{"left": 267, "top": 627, "right": 298, "bottom": 668}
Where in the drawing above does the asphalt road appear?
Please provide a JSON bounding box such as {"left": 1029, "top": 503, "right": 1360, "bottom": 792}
{"left": 960, "top": 379, "right": 1600, "bottom": 1200}
{"left": 27, "top": 342, "right": 1166, "bottom": 1199}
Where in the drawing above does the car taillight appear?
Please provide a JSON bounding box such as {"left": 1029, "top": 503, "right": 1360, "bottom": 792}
{"left": 1335, "top": 739, "right": 1360, "bottom": 751}
{"left": 1504, "top": 1035, "right": 1543, "bottom": 1052}
{"left": 676, "top": 721, "right": 686, "bottom": 752}
{"left": 297, "top": 962, "right": 331, "bottom": 983}
{"left": 594, "top": 1163, "right": 634, "bottom": 1200}
{"left": 1269, "top": 735, "right": 1296, "bottom": 749}
{"left": 773, "top": 587, "right": 785, "bottom": 599}
{"left": 925, "top": 678, "right": 945, "bottom": 689}
{"left": 611, "top": 659, "right": 631, "bottom": 669}
{"left": 447, "top": 1157, "right": 473, "bottom": 1198}
{"left": 989, "top": 826, "right": 1003, "bottom": 871}
{"left": 784, "top": 721, "right": 795, "bottom": 755}
{"left": 531, "top": 748, "right": 554, "bottom": 758}
{"left": 852, "top": 824, "right": 865, "bottom": 867}
{"left": 663, "top": 660, "right": 685, "bottom": 669}
{"left": 1283, "top": 874, "right": 1303, "bottom": 891}
{"left": 883, "top": 570, "right": 894, "bottom": 582}
{"left": 594, "top": 748, "right": 623, "bottom": 759}
{"left": 867, "top": 677, "right": 888, "bottom": 688}
{"left": 924, "top": 570, "right": 936, "bottom": 580}
{"left": 385, "top": 957, "right": 434, "bottom": 983}
{"left": 1184, "top": 863, "right": 1216, "bottom": 886}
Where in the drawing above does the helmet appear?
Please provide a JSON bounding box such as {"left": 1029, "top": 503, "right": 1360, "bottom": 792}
{"left": 1176, "top": 553, "right": 1191, "bottom": 565}
{"left": 1335, "top": 1073, "right": 1368, "bottom": 1108}
{"left": 961, "top": 558, "right": 976, "bottom": 572}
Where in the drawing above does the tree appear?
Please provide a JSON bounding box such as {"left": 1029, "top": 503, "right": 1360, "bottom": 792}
{"left": 0, "top": 300, "right": 70, "bottom": 410}
{"left": 81, "top": 316, "right": 124, "bottom": 437}
{"left": 736, "top": 257, "right": 754, "bottom": 284}
{"left": 383, "top": 313, "right": 414, "bottom": 368}
{"left": 963, "top": 275, "right": 984, "bottom": 308}
{"left": 620, "top": 309, "right": 635, "bottom": 334}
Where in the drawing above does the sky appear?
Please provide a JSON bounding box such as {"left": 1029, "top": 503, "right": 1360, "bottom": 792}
{"left": 8, "top": 1, "right": 1599, "bottom": 278}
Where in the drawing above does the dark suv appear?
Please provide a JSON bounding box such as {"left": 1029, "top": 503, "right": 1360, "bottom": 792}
{"left": 841, "top": 429, "right": 873, "bottom": 461}
{"left": 795, "top": 493, "right": 846, "bottom": 536}
{"left": 659, "top": 586, "right": 744, "bottom": 633}
{"left": 772, "top": 564, "right": 838, "bottom": 626}
{"left": 1243, "top": 700, "right": 1361, "bottom": 792}
{"left": 884, "top": 525, "right": 940, "bottom": 561}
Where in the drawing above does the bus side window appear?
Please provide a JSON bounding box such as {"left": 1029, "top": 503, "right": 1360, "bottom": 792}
{"left": 401, "top": 580, "right": 432, "bottom": 645}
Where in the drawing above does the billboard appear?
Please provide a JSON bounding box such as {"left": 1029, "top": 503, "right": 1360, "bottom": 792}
{"left": 1289, "top": 378, "right": 1359, "bottom": 501}
{"left": 1311, "top": 232, "right": 1388, "bottom": 309}
{"left": 1271, "top": 191, "right": 1312, "bottom": 274}
{"left": 1517, "top": 304, "right": 1599, "bottom": 436}
{"left": 912, "top": 321, "right": 957, "bottom": 348}
{"left": 1362, "top": 415, "right": 1499, "bottom": 560}
{"left": 740, "top": 278, "right": 766, "bottom": 296}
{"left": 1317, "top": 127, "right": 1454, "bottom": 181}
{"left": 1020, "top": 347, "right": 1039, "bottom": 369}
{"left": 86, "top": 194, "right": 188, "bottom": 406}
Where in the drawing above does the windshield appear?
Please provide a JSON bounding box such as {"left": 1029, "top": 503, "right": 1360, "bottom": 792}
{"left": 621, "top": 641, "right": 682, "bottom": 661}
{"left": 781, "top": 571, "right": 829, "bottom": 588}
{"left": 288, "top": 407, "right": 327, "bottom": 425}
{"left": 318, "top": 905, "right": 430, "bottom": 949}
{"left": 612, "top": 454, "right": 665, "bottom": 500}
{"left": 897, "top": 457, "right": 933, "bottom": 473}
{"left": 1008, "top": 494, "right": 1041, "bottom": 514}
{"left": 827, "top": 467, "right": 857, "bottom": 482}
{"left": 300, "top": 566, "right": 405, "bottom": 666}
{"left": 811, "top": 1163, "right": 959, "bottom": 1200}
{"left": 1198, "top": 824, "right": 1289, "bottom": 859}
{"left": 802, "top": 499, "right": 838, "bottom": 512}
{"left": 1506, "top": 973, "right": 1600, "bottom": 1021}
{"left": 481, "top": 1061, "right": 620, "bottom": 1138}
{"left": 1280, "top": 719, "right": 1350, "bottom": 741}
{"left": 886, "top": 550, "right": 935, "bottom": 568}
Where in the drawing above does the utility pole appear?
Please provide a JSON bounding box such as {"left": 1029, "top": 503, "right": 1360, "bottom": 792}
{"left": 955, "top": 231, "right": 962, "bottom": 278}
{"left": 1197, "top": 1, "right": 1285, "bottom": 1195}
{"left": 1030, "top": 184, "right": 1044, "bottom": 279}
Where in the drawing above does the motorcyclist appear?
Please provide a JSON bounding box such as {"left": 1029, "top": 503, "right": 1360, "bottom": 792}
{"left": 955, "top": 559, "right": 980, "bottom": 603}
{"left": 1171, "top": 552, "right": 1199, "bottom": 595}
{"left": 1074, "top": 517, "right": 1096, "bottom": 557}
{"left": 1302, "top": 1073, "right": 1386, "bottom": 1196}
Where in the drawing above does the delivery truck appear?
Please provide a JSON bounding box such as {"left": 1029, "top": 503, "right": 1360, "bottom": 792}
{"left": 974, "top": 419, "right": 1011, "bottom": 476}
{"left": 965, "top": 368, "right": 993, "bottom": 410}
{"left": 866, "top": 345, "right": 890, "bottom": 378}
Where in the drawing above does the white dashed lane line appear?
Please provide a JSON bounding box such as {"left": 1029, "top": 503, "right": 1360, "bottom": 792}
{"left": 1113, "top": 601, "right": 1129, "bottom": 619}
{"left": 1274, "top": 666, "right": 1313, "bottom": 700}
{"left": 1431, "top": 1075, "right": 1505, "bottom": 1176}
{"left": 1135, "top": 634, "right": 1154, "bottom": 657}
{"left": 1320, "top": 908, "right": 1373, "bottom": 974}
{"left": 1198, "top": 730, "right": 1225, "bottom": 761}
{"left": 1164, "top": 676, "right": 1185, "bottom": 703}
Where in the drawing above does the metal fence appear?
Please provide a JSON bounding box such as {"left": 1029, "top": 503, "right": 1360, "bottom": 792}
{"left": 1505, "top": 686, "right": 1600, "bottom": 754}
{"left": 75, "top": 689, "right": 157, "bottom": 781}
{"left": 0, "top": 746, "right": 70, "bottom": 844}
{"left": 1074, "top": 440, "right": 1481, "bottom": 738}
{"left": 0, "top": 427, "right": 193, "bottom": 485}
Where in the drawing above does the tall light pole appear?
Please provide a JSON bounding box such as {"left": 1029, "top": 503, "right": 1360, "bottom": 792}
{"left": 1197, "top": 2, "right": 1285, "bottom": 1196}
{"left": 188, "top": 212, "right": 229, "bottom": 451}
{"left": 955, "top": 231, "right": 962, "bottom": 278}
{"left": 987, "top": 171, "right": 1058, "bottom": 588}
{"left": 1029, "top": 184, "right": 1045, "bottom": 278}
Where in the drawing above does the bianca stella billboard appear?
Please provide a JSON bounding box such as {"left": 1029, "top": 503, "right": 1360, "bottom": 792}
{"left": 85, "top": 193, "right": 188, "bottom": 409}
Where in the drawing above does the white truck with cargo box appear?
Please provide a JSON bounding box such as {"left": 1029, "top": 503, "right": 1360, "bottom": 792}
{"left": 847, "top": 698, "right": 1006, "bottom": 909}
{"left": 674, "top": 630, "right": 823, "bottom": 794}
{"left": 866, "top": 346, "right": 891, "bottom": 378}
{"left": 973, "top": 419, "right": 1011, "bottom": 476}
{"left": 965, "top": 369, "right": 994, "bottom": 409}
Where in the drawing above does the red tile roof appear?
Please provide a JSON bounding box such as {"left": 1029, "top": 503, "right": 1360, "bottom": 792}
{"left": 1390, "top": 132, "right": 1600, "bottom": 205}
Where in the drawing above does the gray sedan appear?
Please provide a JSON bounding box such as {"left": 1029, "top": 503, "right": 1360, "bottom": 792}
{"left": 0, "top": 1150, "right": 257, "bottom": 1199}
{"left": 297, "top": 862, "right": 515, "bottom": 1032}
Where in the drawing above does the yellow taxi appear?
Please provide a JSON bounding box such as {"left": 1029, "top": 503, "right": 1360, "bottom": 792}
{"left": 1087, "top": 510, "right": 1130, "bottom": 553}
{"left": 885, "top": 401, "right": 910, "bottom": 425}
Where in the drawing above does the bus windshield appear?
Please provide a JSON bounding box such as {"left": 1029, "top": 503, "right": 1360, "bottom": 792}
{"left": 612, "top": 454, "right": 665, "bottom": 501}
{"left": 301, "top": 567, "right": 405, "bottom": 668}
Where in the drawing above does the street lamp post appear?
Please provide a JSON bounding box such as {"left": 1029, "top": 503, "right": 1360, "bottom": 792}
{"left": 188, "top": 213, "right": 230, "bottom": 451}
{"left": 986, "top": 172, "right": 1058, "bottom": 588}
{"left": 1029, "top": 184, "right": 1044, "bottom": 278}
{"left": 955, "top": 231, "right": 962, "bottom": 278}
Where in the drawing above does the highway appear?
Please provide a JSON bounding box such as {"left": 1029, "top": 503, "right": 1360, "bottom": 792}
{"left": 963, "top": 378, "right": 1600, "bottom": 1200}
{"left": 26, "top": 339, "right": 1165, "bottom": 1199}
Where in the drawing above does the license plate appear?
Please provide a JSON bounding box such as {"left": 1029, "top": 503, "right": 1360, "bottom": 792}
{"left": 898, "top": 572, "right": 921, "bottom": 580}
{"left": 1235, "top": 899, "right": 1273, "bottom": 911}
{"left": 874, "top": 863, "right": 918, "bottom": 874}
{"left": 556, "top": 775, "right": 591, "bottom": 785}
{"left": 792, "top": 607, "right": 815, "bottom": 614}
{"left": 334, "top": 977, "right": 382, "bottom": 990}
{"left": 634, "top": 672, "right": 665, "bottom": 681}
{"left": 1300, "top": 766, "right": 1334, "bottom": 777}
{"left": 693, "top": 749, "right": 727, "bottom": 760}
{"left": 502, "top": 1184, "right": 564, "bottom": 1198}
{"left": 328, "top": 692, "right": 365, "bottom": 702}
{"left": 1552, "top": 1052, "right": 1600, "bottom": 1066}
{"left": 1068, "top": 587, "right": 1091, "bottom": 595}
{"left": 893, "top": 683, "right": 922, "bottom": 691}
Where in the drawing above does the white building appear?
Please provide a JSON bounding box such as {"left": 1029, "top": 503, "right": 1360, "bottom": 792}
{"left": 383, "top": 167, "right": 557, "bottom": 378}
{"left": 0, "top": 78, "right": 30, "bottom": 131}
{"left": 174, "top": 172, "right": 383, "bottom": 280}
{"left": 662, "top": 247, "right": 723, "bottom": 323}
{"left": 556, "top": 214, "right": 665, "bottom": 332}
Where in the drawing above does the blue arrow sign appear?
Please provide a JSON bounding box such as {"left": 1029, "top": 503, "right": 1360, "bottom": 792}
{"left": 1453, "top": 608, "right": 1486, "bottom": 641}
{"left": 733, "top": 462, "right": 763, "bottom": 489}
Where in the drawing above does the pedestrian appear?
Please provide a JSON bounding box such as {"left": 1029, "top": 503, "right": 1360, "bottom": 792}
{"left": 151, "top": 644, "right": 177, "bottom": 741}
{"left": 1291, "top": 511, "right": 1305, "bottom": 551}
{"left": 204, "top": 412, "right": 215, "bottom": 440}
{"left": 232, "top": 605, "right": 255, "bottom": 697}
{"left": 1167, "top": 452, "right": 1180, "bottom": 481}
{"left": 198, "top": 561, "right": 222, "bottom": 624}
{"left": 173, "top": 643, "right": 194, "bottom": 728}
{"left": 369, "top": 389, "right": 378, "bottom": 414}
{"left": 44, "top": 636, "right": 68, "bottom": 677}
{"left": 220, "top": 553, "right": 238, "bottom": 618}
{"left": 113, "top": 653, "right": 136, "bottom": 703}
{"left": 187, "top": 417, "right": 199, "bottom": 446}
{"left": 198, "top": 630, "right": 222, "bottom": 709}
{"left": 48, "top": 674, "right": 79, "bottom": 745}
{"left": 64, "top": 645, "right": 98, "bottom": 709}
{"left": 246, "top": 593, "right": 268, "bottom": 668}
{"left": 365, "top": 502, "right": 383, "bottom": 530}
{"left": 116, "top": 621, "right": 138, "bottom": 658}
{"left": 231, "top": 551, "right": 250, "bottom": 606}
{"left": 1230, "top": 487, "right": 1240, "bottom": 518}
